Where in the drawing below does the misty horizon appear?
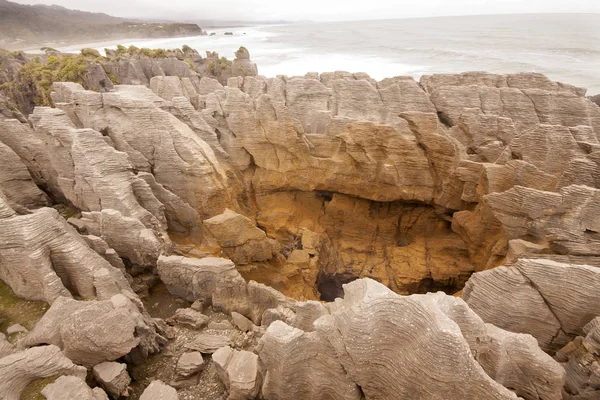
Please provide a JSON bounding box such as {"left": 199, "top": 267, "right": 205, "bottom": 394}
{"left": 9, "top": 0, "right": 600, "bottom": 23}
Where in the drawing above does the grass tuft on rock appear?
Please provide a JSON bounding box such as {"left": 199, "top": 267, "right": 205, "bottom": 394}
{"left": 0, "top": 279, "right": 48, "bottom": 332}
{"left": 19, "top": 376, "right": 58, "bottom": 400}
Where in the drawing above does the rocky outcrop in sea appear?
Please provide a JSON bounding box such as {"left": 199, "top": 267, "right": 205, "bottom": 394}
{"left": 0, "top": 62, "right": 599, "bottom": 399}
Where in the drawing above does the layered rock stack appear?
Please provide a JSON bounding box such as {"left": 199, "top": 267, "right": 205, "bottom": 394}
{"left": 0, "top": 63, "right": 599, "bottom": 399}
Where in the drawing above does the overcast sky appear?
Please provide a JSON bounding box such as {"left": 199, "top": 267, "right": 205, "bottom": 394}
{"left": 12, "top": 0, "right": 600, "bottom": 21}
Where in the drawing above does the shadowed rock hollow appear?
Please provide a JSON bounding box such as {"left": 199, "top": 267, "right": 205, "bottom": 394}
{"left": 1, "top": 66, "right": 600, "bottom": 399}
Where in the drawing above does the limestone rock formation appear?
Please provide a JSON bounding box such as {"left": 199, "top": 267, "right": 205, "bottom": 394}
{"left": 2, "top": 66, "right": 600, "bottom": 399}
{"left": 50, "top": 82, "right": 232, "bottom": 224}
{"left": 7, "top": 69, "right": 595, "bottom": 299}
{"left": 258, "top": 321, "right": 361, "bottom": 400}
{"left": 258, "top": 279, "right": 564, "bottom": 400}
{"left": 0, "top": 140, "right": 50, "bottom": 209}
{"left": 213, "top": 346, "right": 261, "bottom": 400}
{"left": 0, "top": 194, "right": 131, "bottom": 303}
{"left": 0, "top": 345, "right": 87, "bottom": 400}
{"left": 464, "top": 258, "right": 600, "bottom": 352}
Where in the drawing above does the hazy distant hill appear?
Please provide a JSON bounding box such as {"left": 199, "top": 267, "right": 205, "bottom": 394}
{"left": 0, "top": 0, "right": 204, "bottom": 50}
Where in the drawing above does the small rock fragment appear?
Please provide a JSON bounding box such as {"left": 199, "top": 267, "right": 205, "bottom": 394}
{"left": 231, "top": 312, "right": 256, "bottom": 332}
{"left": 168, "top": 308, "right": 209, "bottom": 329}
{"left": 208, "top": 320, "right": 234, "bottom": 330}
{"left": 190, "top": 300, "right": 204, "bottom": 312}
{"left": 176, "top": 352, "right": 205, "bottom": 377}
{"left": 139, "top": 380, "right": 179, "bottom": 400}
{"left": 185, "top": 334, "right": 232, "bottom": 353}
{"left": 6, "top": 323, "right": 28, "bottom": 335}
{"left": 92, "top": 361, "right": 131, "bottom": 399}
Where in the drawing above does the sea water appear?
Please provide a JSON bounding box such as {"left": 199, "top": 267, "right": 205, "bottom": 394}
{"left": 56, "top": 14, "right": 600, "bottom": 94}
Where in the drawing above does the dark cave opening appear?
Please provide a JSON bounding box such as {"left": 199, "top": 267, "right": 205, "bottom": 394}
{"left": 316, "top": 271, "right": 359, "bottom": 302}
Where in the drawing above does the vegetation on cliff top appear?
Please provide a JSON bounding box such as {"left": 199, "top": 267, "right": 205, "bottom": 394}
{"left": 0, "top": 45, "right": 199, "bottom": 112}
{"left": 17, "top": 55, "right": 89, "bottom": 105}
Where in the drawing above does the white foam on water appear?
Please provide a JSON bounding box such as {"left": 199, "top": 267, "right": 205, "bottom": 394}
{"left": 257, "top": 53, "right": 429, "bottom": 80}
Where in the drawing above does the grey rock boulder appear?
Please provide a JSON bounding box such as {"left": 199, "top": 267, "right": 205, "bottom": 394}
{"left": 6, "top": 323, "right": 28, "bottom": 335}
{"left": 212, "top": 346, "right": 261, "bottom": 400}
{"left": 208, "top": 320, "right": 234, "bottom": 330}
{"left": 24, "top": 296, "right": 165, "bottom": 367}
{"left": 157, "top": 255, "right": 295, "bottom": 324}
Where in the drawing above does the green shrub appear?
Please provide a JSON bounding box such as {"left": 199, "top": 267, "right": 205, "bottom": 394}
{"left": 40, "top": 46, "right": 58, "bottom": 53}
{"left": 15, "top": 54, "right": 89, "bottom": 106}
{"left": 218, "top": 56, "right": 229, "bottom": 69}
{"left": 115, "top": 44, "right": 127, "bottom": 57}
{"left": 182, "top": 44, "right": 192, "bottom": 53}
{"left": 80, "top": 48, "right": 101, "bottom": 58}
{"left": 103, "top": 66, "right": 119, "bottom": 85}
{"left": 20, "top": 376, "right": 58, "bottom": 400}
{"left": 139, "top": 48, "right": 169, "bottom": 58}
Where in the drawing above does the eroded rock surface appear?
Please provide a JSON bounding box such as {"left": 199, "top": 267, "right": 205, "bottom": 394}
{"left": 0, "top": 194, "right": 131, "bottom": 303}
{"left": 464, "top": 258, "right": 600, "bottom": 352}
{"left": 0, "top": 345, "right": 87, "bottom": 400}
{"left": 258, "top": 279, "right": 564, "bottom": 400}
